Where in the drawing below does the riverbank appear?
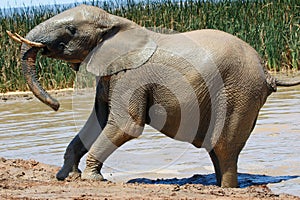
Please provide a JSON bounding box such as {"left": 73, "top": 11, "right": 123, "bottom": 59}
{"left": 0, "top": 157, "right": 299, "bottom": 200}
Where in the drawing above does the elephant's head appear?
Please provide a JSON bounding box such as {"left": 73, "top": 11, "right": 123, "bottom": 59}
{"left": 8, "top": 5, "right": 157, "bottom": 111}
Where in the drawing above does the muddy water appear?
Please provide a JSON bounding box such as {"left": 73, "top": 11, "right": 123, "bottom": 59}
{"left": 0, "top": 86, "right": 299, "bottom": 196}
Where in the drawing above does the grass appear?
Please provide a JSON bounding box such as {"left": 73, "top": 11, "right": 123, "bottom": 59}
{"left": 0, "top": 0, "right": 299, "bottom": 92}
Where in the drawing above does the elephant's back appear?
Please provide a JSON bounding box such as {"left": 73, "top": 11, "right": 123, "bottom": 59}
{"left": 180, "top": 29, "right": 270, "bottom": 108}
{"left": 182, "top": 29, "right": 251, "bottom": 50}
{"left": 183, "top": 29, "right": 268, "bottom": 85}
{"left": 155, "top": 29, "right": 263, "bottom": 73}
{"left": 151, "top": 28, "right": 270, "bottom": 98}
{"left": 204, "top": 30, "right": 271, "bottom": 105}
{"left": 182, "top": 29, "right": 261, "bottom": 68}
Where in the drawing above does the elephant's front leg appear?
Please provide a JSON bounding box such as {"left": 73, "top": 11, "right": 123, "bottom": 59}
{"left": 56, "top": 135, "right": 87, "bottom": 180}
{"left": 56, "top": 107, "right": 103, "bottom": 180}
{"left": 81, "top": 122, "right": 142, "bottom": 180}
{"left": 56, "top": 79, "right": 109, "bottom": 180}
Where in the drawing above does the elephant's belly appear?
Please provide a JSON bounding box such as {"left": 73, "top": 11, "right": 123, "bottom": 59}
{"left": 146, "top": 97, "right": 210, "bottom": 144}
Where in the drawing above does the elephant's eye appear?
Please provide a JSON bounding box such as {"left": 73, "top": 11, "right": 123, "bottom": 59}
{"left": 66, "top": 25, "right": 77, "bottom": 36}
{"left": 59, "top": 42, "right": 66, "bottom": 50}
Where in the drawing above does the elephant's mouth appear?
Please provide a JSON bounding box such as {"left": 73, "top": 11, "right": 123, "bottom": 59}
{"left": 41, "top": 46, "right": 50, "bottom": 54}
{"left": 40, "top": 44, "right": 64, "bottom": 58}
{"left": 41, "top": 46, "right": 81, "bottom": 71}
{"left": 40, "top": 46, "right": 54, "bottom": 57}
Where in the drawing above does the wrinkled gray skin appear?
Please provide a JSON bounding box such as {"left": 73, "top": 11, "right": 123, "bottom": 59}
{"left": 19, "top": 5, "right": 300, "bottom": 188}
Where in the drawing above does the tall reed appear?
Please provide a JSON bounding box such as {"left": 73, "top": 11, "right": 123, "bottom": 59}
{"left": 0, "top": 0, "right": 299, "bottom": 92}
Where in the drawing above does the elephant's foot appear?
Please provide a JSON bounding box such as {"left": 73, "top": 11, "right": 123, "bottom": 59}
{"left": 81, "top": 170, "right": 104, "bottom": 180}
{"left": 56, "top": 159, "right": 79, "bottom": 180}
{"left": 56, "top": 135, "right": 88, "bottom": 181}
{"left": 56, "top": 167, "right": 70, "bottom": 181}
{"left": 65, "top": 166, "right": 82, "bottom": 181}
{"left": 81, "top": 154, "right": 104, "bottom": 181}
{"left": 56, "top": 162, "right": 82, "bottom": 180}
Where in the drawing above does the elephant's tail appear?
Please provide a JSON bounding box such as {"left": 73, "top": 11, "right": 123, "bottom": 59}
{"left": 264, "top": 67, "right": 300, "bottom": 92}
{"left": 267, "top": 78, "right": 300, "bottom": 93}
{"left": 275, "top": 79, "right": 300, "bottom": 87}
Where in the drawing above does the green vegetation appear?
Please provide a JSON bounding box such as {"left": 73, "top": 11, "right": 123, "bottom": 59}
{"left": 0, "top": 0, "right": 299, "bottom": 92}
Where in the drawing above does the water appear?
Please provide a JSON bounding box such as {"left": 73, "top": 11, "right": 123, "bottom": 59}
{"left": 0, "top": 86, "right": 299, "bottom": 196}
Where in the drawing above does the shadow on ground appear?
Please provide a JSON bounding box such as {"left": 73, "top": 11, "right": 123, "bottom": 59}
{"left": 127, "top": 173, "right": 299, "bottom": 188}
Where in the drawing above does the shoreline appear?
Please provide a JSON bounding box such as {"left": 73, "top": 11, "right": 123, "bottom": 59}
{"left": 0, "top": 157, "right": 299, "bottom": 199}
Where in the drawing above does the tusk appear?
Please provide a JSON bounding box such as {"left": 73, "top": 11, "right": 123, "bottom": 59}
{"left": 6, "top": 31, "right": 22, "bottom": 43}
{"left": 15, "top": 33, "right": 46, "bottom": 47}
{"left": 6, "top": 30, "right": 46, "bottom": 48}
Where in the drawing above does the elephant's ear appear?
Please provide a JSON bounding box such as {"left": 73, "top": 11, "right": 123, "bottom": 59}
{"left": 85, "top": 28, "right": 157, "bottom": 76}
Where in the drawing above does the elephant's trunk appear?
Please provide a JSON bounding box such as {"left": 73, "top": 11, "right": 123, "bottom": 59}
{"left": 21, "top": 44, "right": 60, "bottom": 111}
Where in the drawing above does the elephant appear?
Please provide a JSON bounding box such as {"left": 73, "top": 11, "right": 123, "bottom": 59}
{"left": 7, "top": 5, "right": 300, "bottom": 188}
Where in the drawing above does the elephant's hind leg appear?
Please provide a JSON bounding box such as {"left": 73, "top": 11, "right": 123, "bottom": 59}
{"left": 208, "top": 110, "right": 259, "bottom": 187}
{"left": 209, "top": 145, "right": 241, "bottom": 187}
{"left": 208, "top": 149, "right": 222, "bottom": 186}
